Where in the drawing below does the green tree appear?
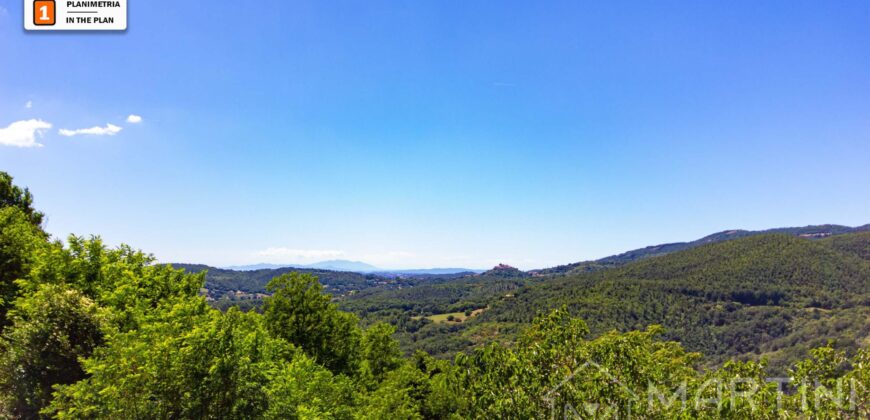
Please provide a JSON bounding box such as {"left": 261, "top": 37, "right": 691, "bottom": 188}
{"left": 50, "top": 302, "right": 291, "bottom": 419}
{"left": 359, "top": 364, "right": 430, "bottom": 420}
{"left": 0, "top": 284, "right": 104, "bottom": 418}
{"left": 20, "top": 236, "right": 204, "bottom": 333}
{"left": 0, "top": 171, "right": 44, "bottom": 228}
{"left": 263, "top": 272, "right": 361, "bottom": 375}
{"left": 0, "top": 207, "right": 47, "bottom": 329}
{"left": 265, "top": 353, "right": 357, "bottom": 419}
{"left": 450, "top": 308, "right": 700, "bottom": 418}
{"left": 0, "top": 172, "right": 48, "bottom": 330}
{"left": 360, "top": 322, "right": 401, "bottom": 384}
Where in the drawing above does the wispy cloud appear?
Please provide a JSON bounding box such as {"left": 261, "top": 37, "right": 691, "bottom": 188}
{"left": 254, "top": 248, "right": 345, "bottom": 262}
{"left": 0, "top": 119, "right": 52, "bottom": 148}
{"left": 59, "top": 123, "right": 122, "bottom": 137}
{"left": 25, "top": 101, "right": 33, "bottom": 109}
{"left": 126, "top": 114, "right": 142, "bottom": 123}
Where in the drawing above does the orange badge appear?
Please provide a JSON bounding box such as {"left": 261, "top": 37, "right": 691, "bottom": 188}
{"left": 33, "top": 0, "right": 56, "bottom": 26}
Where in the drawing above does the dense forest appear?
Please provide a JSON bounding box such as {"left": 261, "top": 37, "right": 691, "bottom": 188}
{"left": 479, "top": 233, "right": 870, "bottom": 373}
{"left": 0, "top": 171, "right": 867, "bottom": 418}
{"left": 338, "top": 231, "right": 870, "bottom": 373}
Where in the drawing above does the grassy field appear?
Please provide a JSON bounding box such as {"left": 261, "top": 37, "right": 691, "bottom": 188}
{"left": 416, "top": 307, "right": 488, "bottom": 324}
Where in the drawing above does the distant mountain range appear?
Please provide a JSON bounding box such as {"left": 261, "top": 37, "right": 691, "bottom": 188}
{"left": 170, "top": 262, "right": 480, "bottom": 306}
{"left": 223, "top": 260, "right": 482, "bottom": 276}
{"left": 226, "top": 260, "right": 379, "bottom": 272}
{"left": 217, "top": 224, "right": 870, "bottom": 277}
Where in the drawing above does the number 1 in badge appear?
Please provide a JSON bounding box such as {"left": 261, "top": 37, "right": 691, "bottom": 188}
{"left": 34, "top": 0, "right": 56, "bottom": 26}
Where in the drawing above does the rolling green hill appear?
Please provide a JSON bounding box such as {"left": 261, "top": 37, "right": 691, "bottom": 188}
{"left": 345, "top": 232, "right": 869, "bottom": 374}
{"left": 169, "top": 263, "right": 472, "bottom": 312}
{"left": 174, "top": 229, "right": 870, "bottom": 374}
{"left": 171, "top": 263, "right": 377, "bottom": 300}
{"left": 821, "top": 231, "right": 870, "bottom": 262}
{"left": 477, "top": 233, "right": 870, "bottom": 372}
{"left": 530, "top": 224, "right": 870, "bottom": 276}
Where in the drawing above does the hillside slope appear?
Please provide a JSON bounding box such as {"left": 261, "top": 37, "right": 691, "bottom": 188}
{"left": 478, "top": 233, "right": 870, "bottom": 372}
{"left": 821, "top": 231, "right": 870, "bottom": 262}
{"left": 532, "top": 224, "right": 870, "bottom": 276}
{"left": 171, "top": 263, "right": 378, "bottom": 301}
{"left": 171, "top": 263, "right": 471, "bottom": 308}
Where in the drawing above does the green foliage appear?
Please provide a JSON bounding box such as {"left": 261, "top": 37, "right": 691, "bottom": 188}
{"left": 23, "top": 237, "right": 203, "bottom": 322}
{"left": 359, "top": 322, "right": 401, "bottom": 384}
{"left": 0, "top": 171, "right": 49, "bottom": 331}
{"left": 0, "top": 171, "right": 44, "bottom": 228}
{"left": 339, "top": 273, "right": 530, "bottom": 358}
{"left": 442, "top": 308, "right": 870, "bottom": 419}
{"left": 0, "top": 207, "right": 47, "bottom": 330}
{"left": 358, "top": 364, "right": 430, "bottom": 420}
{"left": 449, "top": 308, "right": 699, "bottom": 418}
{"left": 822, "top": 231, "right": 870, "bottom": 262}
{"left": 0, "top": 285, "right": 104, "bottom": 418}
{"left": 338, "top": 231, "right": 870, "bottom": 369}
{"left": 49, "top": 303, "right": 295, "bottom": 419}
{"left": 478, "top": 234, "right": 870, "bottom": 372}
{"left": 787, "top": 346, "right": 864, "bottom": 417}
{"left": 0, "top": 233, "right": 207, "bottom": 417}
{"left": 264, "top": 273, "right": 362, "bottom": 376}
{"left": 264, "top": 354, "right": 357, "bottom": 419}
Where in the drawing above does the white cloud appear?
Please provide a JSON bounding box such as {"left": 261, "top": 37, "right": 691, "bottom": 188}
{"left": 0, "top": 119, "right": 52, "bottom": 148}
{"left": 254, "top": 248, "right": 345, "bottom": 262}
{"left": 59, "top": 123, "right": 123, "bottom": 137}
{"left": 25, "top": 101, "right": 33, "bottom": 109}
{"left": 126, "top": 114, "right": 142, "bottom": 123}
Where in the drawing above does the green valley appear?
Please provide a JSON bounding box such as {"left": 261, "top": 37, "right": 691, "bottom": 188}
{"left": 0, "top": 172, "right": 867, "bottom": 418}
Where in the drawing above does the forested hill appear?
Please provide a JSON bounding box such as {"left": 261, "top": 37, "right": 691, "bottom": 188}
{"left": 170, "top": 263, "right": 472, "bottom": 306}
{"left": 171, "top": 263, "right": 380, "bottom": 300}
{"left": 530, "top": 224, "right": 870, "bottom": 276}
{"left": 478, "top": 233, "right": 870, "bottom": 372}
{"left": 341, "top": 229, "right": 869, "bottom": 371}
{"left": 824, "top": 231, "right": 870, "bottom": 261}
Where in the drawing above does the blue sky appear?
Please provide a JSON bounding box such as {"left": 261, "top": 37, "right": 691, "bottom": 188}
{"left": 1, "top": 1, "right": 869, "bottom": 269}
